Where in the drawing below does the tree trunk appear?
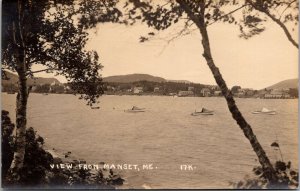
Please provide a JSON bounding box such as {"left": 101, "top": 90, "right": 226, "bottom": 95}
{"left": 6, "top": 72, "right": 28, "bottom": 183}
{"left": 6, "top": 1, "right": 28, "bottom": 183}
{"left": 198, "top": 21, "right": 278, "bottom": 183}
{"left": 177, "top": 0, "right": 278, "bottom": 183}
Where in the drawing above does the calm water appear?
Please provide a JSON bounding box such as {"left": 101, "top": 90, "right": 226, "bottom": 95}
{"left": 2, "top": 93, "right": 298, "bottom": 189}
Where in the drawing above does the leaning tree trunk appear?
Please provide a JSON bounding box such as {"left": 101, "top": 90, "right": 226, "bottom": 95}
{"left": 198, "top": 21, "right": 278, "bottom": 183}
{"left": 176, "top": 0, "right": 278, "bottom": 183}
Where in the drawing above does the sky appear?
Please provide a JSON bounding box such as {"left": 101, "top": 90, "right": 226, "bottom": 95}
{"left": 34, "top": 5, "right": 298, "bottom": 90}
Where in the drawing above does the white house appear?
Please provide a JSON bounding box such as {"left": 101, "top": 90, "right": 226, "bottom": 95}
{"left": 178, "top": 90, "right": 194, "bottom": 97}
{"left": 133, "top": 87, "right": 143, "bottom": 94}
{"left": 201, "top": 88, "right": 211, "bottom": 97}
{"left": 214, "top": 90, "right": 222, "bottom": 96}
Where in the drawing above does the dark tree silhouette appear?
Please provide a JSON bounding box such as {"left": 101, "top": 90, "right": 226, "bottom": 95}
{"left": 2, "top": 0, "right": 121, "bottom": 183}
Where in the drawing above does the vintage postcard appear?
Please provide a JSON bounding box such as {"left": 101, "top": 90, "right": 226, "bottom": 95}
{"left": 1, "top": 0, "right": 298, "bottom": 189}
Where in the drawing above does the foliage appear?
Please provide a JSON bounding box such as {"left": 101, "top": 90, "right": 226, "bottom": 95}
{"left": 48, "top": 165, "right": 124, "bottom": 188}
{"left": 19, "top": 127, "right": 54, "bottom": 186}
{"left": 231, "top": 141, "right": 299, "bottom": 189}
{"left": 2, "top": 110, "right": 54, "bottom": 187}
{"left": 2, "top": 0, "right": 122, "bottom": 105}
{"left": 231, "top": 160, "right": 298, "bottom": 189}
{"left": 231, "top": 86, "right": 241, "bottom": 94}
{"left": 289, "top": 88, "right": 298, "bottom": 98}
{"left": 2, "top": 1, "right": 122, "bottom": 179}
{"left": 124, "top": 0, "right": 297, "bottom": 48}
{"left": 78, "top": 0, "right": 122, "bottom": 29}
{"left": 236, "top": 0, "right": 298, "bottom": 47}
{"left": 34, "top": 84, "right": 51, "bottom": 94}
{"left": 2, "top": 110, "right": 15, "bottom": 182}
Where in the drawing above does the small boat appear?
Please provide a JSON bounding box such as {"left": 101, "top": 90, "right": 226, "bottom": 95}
{"left": 91, "top": 106, "right": 100, "bottom": 109}
{"left": 124, "top": 106, "right": 145, "bottom": 113}
{"left": 191, "top": 108, "right": 214, "bottom": 116}
{"left": 43, "top": 93, "right": 48, "bottom": 95}
{"left": 252, "top": 107, "right": 276, "bottom": 115}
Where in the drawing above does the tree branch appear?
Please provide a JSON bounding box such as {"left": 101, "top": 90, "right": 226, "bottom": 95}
{"left": 175, "top": 0, "right": 203, "bottom": 28}
{"left": 205, "top": 0, "right": 213, "bottom": 8}
{"left": 279, "top": 0, "right": 297, "bottom": 20}
{"left": 246, "top": 0, "right": 298, "bottom": 49}
{"left": 166, "top": 21, "right": 194, "bottom": 43}
{"left": 26, "top": 68, "right": 54, "bottom": 75}
{"left": 207, "top": 4, "right": 248, "bottom": 26}
{"left": 264, "top": 10, "right": 298, "bottom": 48}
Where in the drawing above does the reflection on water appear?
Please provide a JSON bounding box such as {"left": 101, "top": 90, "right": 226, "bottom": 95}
{"left": 2, "top": 93, "right": 298, "bottom": 189}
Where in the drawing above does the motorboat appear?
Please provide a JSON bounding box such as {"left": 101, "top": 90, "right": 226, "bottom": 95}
{"left": 191, "top": 108, "right": 214, "bottom": 116}
{"left": 91, "top": 106, "right": 100, "bottom": 109}
{"left": 252, "top": 107, "right": 276, "bottom": 115}
{"left": 124, "top": 106, "right": 145, "bottom": 113}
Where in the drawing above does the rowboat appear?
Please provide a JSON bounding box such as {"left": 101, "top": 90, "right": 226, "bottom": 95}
{"left": 191, "top": 108, "right": 214, "bottom": 116}
{"left": 252, "top": 107, "right": 276, "bottom": 115}
{"left": 124, "top": 109, "right": 145, "bottom": 113}
{"left": 125, "top": 106, "right": 145, "bottom": 113}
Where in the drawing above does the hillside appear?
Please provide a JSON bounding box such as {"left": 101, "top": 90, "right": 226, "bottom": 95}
{"left": 266, "top": 79, "right": 298, "bottom": 90}
{"left": 103, "top": 74, "right": 166, "bottom": 83}
{"left": 2, "top": 71, "right": 61, "bottom": 85}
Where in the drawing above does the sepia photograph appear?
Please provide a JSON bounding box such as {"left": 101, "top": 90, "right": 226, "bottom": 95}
{"left": 1, "top": 0, "right": 299, "bottom": 189}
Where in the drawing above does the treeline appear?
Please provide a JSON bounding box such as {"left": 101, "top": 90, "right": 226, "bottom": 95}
{"left": 288, "top": 88, "right": 299, "bottom": 98}
{"left": 103, "top": 80, "right": 216, "bottom": 95}
{"left": 3, "top": 81, "right": 298, "bottom": 98}
{"left": 2, "top": 84, "right": 74, "bottom": 94}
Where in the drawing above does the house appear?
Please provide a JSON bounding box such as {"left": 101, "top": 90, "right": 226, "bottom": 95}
{"left": 200, "top": 88, "right": 211, "bottom": 97}
{"left": 209, "top": 85, "right": 218, "bottom": 91}
{"left": 178, "top": 91, "right": 194, "bottom": 97}
{"left": 107, "top": 86, "right": 116, "bottom": 91}
{"left": 264, "top": 89, "right": 290, "bottom": 99}
{"left": 214, "top": 90, "right": 222, "bottom": 96}
{"left": 133, "top": 87, "right": 143, "bottom": 94}
{"left": 256, "top": 89, "right": 269, "bottom": 98}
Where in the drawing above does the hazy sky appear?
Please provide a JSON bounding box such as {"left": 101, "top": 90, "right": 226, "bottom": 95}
{"left": 35, "top": 9, "right": 298, "bottom": 90}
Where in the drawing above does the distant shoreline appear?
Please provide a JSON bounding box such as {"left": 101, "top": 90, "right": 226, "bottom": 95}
{"left": 2, "top": 92, "right": 298, "bottom": 99}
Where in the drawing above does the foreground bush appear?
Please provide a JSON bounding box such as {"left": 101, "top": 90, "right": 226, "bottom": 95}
{"left": 231, "top": 150, "right": 298, "bottom": 189}
{"left": 2, "top": 110, "right": 124, "bottom": 189}
{"left": 2, "top": 110, "right": 15, "bottom": 182}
